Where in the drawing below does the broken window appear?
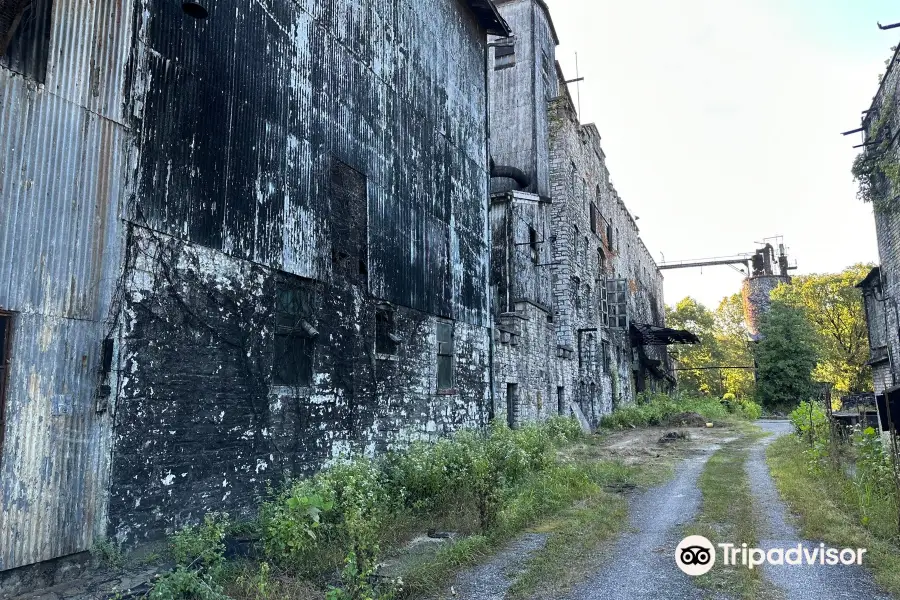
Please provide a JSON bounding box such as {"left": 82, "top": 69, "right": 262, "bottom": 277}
{"left": 1, "top": 0, "right": 52, "bottom": 83}
{"left": 274, "top": 278, "right": 317, "bottom": 387}
{"left": 329, "top": 159, "right": 368, "bottom": 286}
{"left": 375, "top": 305, "right": 400, "bottom": 356}
{"left": 436, "top": 321, "right": 454, "bottom": 391}
{"left": 606, "top": 278, "right": 628, "bottom": 329}
{"left": 529, "top": 226, "right": 539, "bottom": 264}
{"left": 0, "top": 312, "right": 11, "bottom": 462}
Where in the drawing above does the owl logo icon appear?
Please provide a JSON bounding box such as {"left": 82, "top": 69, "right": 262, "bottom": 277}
{"left": 676, "top": 535, "right": 716, "bottom": 576}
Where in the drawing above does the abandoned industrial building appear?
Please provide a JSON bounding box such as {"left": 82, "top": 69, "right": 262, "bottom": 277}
{"left": 0, "top": 0, "right": 694, "bottom": 581}
{"left": 856, "top": 41, "right": 900, "bottom": 433}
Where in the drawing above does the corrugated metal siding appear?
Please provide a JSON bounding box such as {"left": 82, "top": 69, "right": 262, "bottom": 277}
{"left": 131, "top": 0, "right": 490, "bottom": 326}
{"left": 0, "top": 314, "right": 112, "bottom": 571}
{"left": 0, "top": 0, "right": 132, "bottom": 571}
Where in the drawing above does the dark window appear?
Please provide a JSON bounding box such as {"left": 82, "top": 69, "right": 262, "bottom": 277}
{"left": 507, "top": 383, "right": 518, "bottom": 428}
{"left": 590, "top": 203, "right": 598, "bottom": 234}
{"left": 494, "top": 42, "right": 515, "bottom": 70}
{"left": 436, "top": 321, "right": 454, "bottom": 391}
{"left": 597, "top": 248, "right": 606, "bottom": 274}
{"left": 274, "top": 278, "right": 317, "bottom": 386}
{"left": 573, "top": 277, "right": 581, "bottom": 310}
{"left": 0, "top": 0, "right": 52, "bottom": 83}
{"left": 0, "top": 313, "right": 11, "bottom": 462}
{"left": 557, "top": 386, "right": 565, "bottom": 416}
{"left": 607, "top": 278, "right": 628, "bottom": 329}
{"left": 329, "top": 159, "right": 368, "bottom": 286}
{"left": 606, "top": 223, "right": 614, "bottom": 250}
{"left": 529, "top": 226, "right": 539, "bottom": 264}
{"left": 601, "top": 340, "right": 610, "bottom": 372}
{"left": 375, "top": 306, "right": 399, "bottom": 356}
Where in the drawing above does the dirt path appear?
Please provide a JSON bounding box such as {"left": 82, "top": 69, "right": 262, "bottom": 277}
{"left": 748, "top": 420, "right": 891, "bottom": 600}
{"left": 562, "top": 444, "right": 721, "bottom": 600}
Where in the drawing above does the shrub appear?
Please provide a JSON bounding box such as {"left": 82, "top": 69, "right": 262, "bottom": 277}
{"left": 169, "top": 513, "right": 229, "bottom": 570}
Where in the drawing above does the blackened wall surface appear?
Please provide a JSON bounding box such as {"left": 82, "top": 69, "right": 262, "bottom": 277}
{"left": 110, "top": 0, "right": 495, "bottom": 543}
{"left": 130, "top": 0, "right": 490, "bottom": 326}
{"left": 111, "top": 227, "right": 488, "bottom": 543}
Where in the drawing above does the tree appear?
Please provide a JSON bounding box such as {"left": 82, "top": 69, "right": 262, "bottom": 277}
{"left": 666, "top": 297, "right": 725, "bottom": 397}
{"left": 770, "top": 264, "right": 874, "bottom": 392}
{"left": 715, "top": 294, "right": 756, "bottom": 399}
{"left": 755, "top": 299, "right": 819, "bottom": 409}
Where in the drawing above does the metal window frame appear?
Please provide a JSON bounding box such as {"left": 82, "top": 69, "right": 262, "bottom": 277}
{"left": 0, "top": 311, "right": 13, "bottom": 466}
{"left": 436, "top": 320, "right": 455, "bottom": 390}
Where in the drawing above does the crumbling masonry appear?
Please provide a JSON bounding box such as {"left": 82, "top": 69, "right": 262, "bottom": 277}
{"left": 0, "top": 0, "right": 675, "bottom": 579}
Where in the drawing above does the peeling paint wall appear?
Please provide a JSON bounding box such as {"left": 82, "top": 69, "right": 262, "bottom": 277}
{"left": 0, "top": 0, "right": 131, "bottom": 572}
{"left": 109, "top": 0, "right": 495, "bottom": 544}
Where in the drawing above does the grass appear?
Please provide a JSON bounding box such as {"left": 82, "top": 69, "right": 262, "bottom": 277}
{"left": 683, "top": 431, "right": 772, "bottom": 600}
{"left": 601, "top": 393, "right": 761, "bottom": 430}
{"left": 505, "top": 451, "right": 672, "bottom": 599}
{"left": 397, "top": 449, "right": 665, "bottom": 599}
{"left": 767, "top": 434, "right": 900, "bottom": 597}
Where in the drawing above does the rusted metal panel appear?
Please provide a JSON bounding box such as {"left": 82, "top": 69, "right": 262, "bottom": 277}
{"left": 0, "top": 0, "right": 130, "bottom": 571}
{"left": 0, "top": 77, "right": 125, "bottom": 321}
{"left": 0, "top": 314, "right": 112, "bottom": 571}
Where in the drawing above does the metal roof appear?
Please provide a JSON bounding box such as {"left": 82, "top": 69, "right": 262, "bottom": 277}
{"left": 630, "top": 322, "right": 700, "bottom": 346}
{"left": 467, "top": 0, "right": 512, "bottom": 37}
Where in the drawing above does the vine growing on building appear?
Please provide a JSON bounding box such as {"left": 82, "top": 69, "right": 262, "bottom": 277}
{"left": 852, "top": 90, "right": 900, "bottom": 212}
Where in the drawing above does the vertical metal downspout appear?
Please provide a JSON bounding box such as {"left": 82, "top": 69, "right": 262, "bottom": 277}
{"left": 485, "top": 34, "right": 496, "bottom": 425}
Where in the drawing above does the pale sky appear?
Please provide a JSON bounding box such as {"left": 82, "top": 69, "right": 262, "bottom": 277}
{"left": 546, "top": 0, "right": 893, "bottom": 309}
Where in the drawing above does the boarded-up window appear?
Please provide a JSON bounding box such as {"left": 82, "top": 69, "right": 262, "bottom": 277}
{"left": 375, "top": 306, "right": 399, "bottom": 356}
{"left": 1, "top": 0, "right": 52, "bottom": 83}
{"left": 494, "top": 42, "right": 515, "bottom": 70}
{"left": 274, "top": 278, "right": 317, "bottom": 386}
{"left": 606, "top": 278, "right": 628, "bottom": 329}
{"left": 436, "top": 321, "right": 454, "bottom": 391}
{"left": 0, "top": 312, "right": 11, "bottom": 461}
{"left": 330, "top": 159, "right": 368, "bottom": 286}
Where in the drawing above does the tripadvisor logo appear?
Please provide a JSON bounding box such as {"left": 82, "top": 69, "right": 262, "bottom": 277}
{"left": 675, "top": 535, "right": 716, "bottom": 576}
{"left": 675, "top": 536, "right": 868, "bottom": 576}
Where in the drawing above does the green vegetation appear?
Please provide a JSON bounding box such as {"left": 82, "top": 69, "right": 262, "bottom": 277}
{"left": 600, "top": 392, "right": 761, "bottom": 430}
{"left": 506, "top": 449, "right": 671, "bottom": 599}
{"left": 145, "top": 417, "right": 642, "bottom": 600}
{"left": 851, "top": 92, "right": 900, "bottom": 211}
{"left": 768, "top": 433, "right": 900, "bottom": 596}
{"left": 666, "top": 295, "right": 755, "bottom": 399}
{"left": 754, "top": 300, "right": 819, "bottom": 410}
{"left": 684, "top": 433, "right": 769, "bottom": 600}
{"left": 771, "top": 265, "right": 875, "bottom": 393}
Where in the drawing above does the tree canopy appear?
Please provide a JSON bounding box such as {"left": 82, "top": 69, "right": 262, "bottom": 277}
{"left": 754, "top": 299, "right": 820, "bottom": 409}
{"left": 666, "top": 295, "right": 755, "bottom": 399}
{"left": 770, "top": 264, "right": 874, "bottom": 392}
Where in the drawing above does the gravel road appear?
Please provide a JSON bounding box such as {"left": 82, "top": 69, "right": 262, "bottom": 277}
{"left": 564, "top": 444, "right": 723, "bottom": 600}
{"left": 748, "top": 419, "right": 891, "bottom": 599}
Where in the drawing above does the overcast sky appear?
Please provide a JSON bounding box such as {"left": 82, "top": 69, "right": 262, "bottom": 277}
{"left": 546, "top": 0, "right": 895, "bottom": 309}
